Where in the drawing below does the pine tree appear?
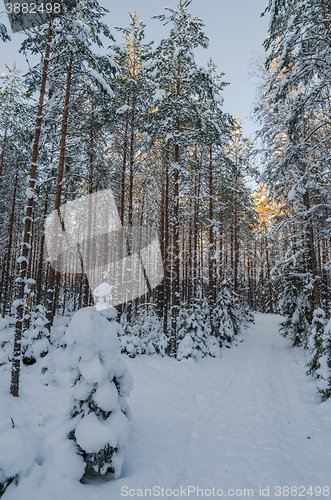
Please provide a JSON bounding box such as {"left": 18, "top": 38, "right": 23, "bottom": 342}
{"left": 66, "top": 306, "right": 133, "bottom": 478}
{"left": 213, "top": 279, "right": 242, "bottom": 345}
{"left": 177, "top": 294, "right": 220, "bottom": 359}
{"left": 316, "top": 319, "right": 331, "bottom": 400}
{"left": 278, "top": 261, "right": 311, "bottom": 347}
{"left": 147, "top": 0, "right": 210, "bottom": 354}
{"left": 306, "top": 308, "right": 326, "bottom": 377}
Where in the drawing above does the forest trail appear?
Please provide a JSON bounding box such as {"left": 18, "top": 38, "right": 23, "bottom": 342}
{"left": 98, "top": 313, "right": 331, "bottom": 499}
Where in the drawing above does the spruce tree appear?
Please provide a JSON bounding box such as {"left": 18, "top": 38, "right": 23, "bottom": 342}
{"left": 66, "top": 306, "right": 133, "bottom": 478}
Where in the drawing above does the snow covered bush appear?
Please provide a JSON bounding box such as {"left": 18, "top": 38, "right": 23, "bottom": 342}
{"left": 306, "top": 308, "right": 326, "bottom": 378}
{"left": 0, "top": 317, "right": 13, "bottom": 370}
{"left": 119, "top": 309, "right": 168, "bottom": 357}
{"left": 22, "top": 305, "right": 49, "bottom": 365}
{"left": 0, "top": 419, "right": 40, "bottom": 497}
{"left": 21, "top": 305, "right": 57, "bottom": 385}
{"left": 177, "top": 297, "right": 221, "bottom": 360}
{"left": 213, "top": 280, "right": 252, "bottom": 346}
{"left": 316, "top": 318, "right": 331, "bottom": 401}
{"left": 50, "top": 323, "right": 67, "bottom": 349}
{"left": 279, "top": 270, "right": 311, "bottom": 347}
{"left": 64, "top": 306, "right": 133, "bottom": 479}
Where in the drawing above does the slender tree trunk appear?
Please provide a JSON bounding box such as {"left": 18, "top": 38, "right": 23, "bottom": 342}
{"left": 322, "top": 240, "right": 329, "bottom": 312}
{"left": 208, "top": 144, "right": 215, "bottom": 326}
{"left": 163, "top": 153, "right": 170, "bottom": 336}
{"left": 10, "top": 22, "right": 53, "bottom": 397}
{"left": 157, "top": 154, "right": 165, "bottom": 318}
{"left": 23, "top": 212, "right": 35, "bottom": 332}
{"left": 264, "top": 224, "right": 273, "bottom": 313}
{"left": 83, "top": 126, "right": 94, "bottom": 307}
{"left": 35, "top": 194, "right": 48, "bottom": 305}
{"left": 0, "top": 171, "right": 18, "bottom": 317}
{"left": 193, "top": 169, "right": 200, "bottom": 292}
{"left": 303, "top": 191, "right": 321, "bottom": 310}
{"left": 46, "top": 55, "right": 72, "bottom": 331}
{"left": 171, "top": 140, "right": 180, "bottom": 356}
{"left": 0, "top": 126, "right": 8, "bottom": 195}
{"left": 234, "top": 178, "right": 239, "bottom": 294}
{"left": 120, "top": 117, "right": 129, "bottom": 226}
{"left": 126, "top": 94, "right": 136, "bottom": 324}
{"left": 187, "top": 198, "right": 193, "bottom": 304}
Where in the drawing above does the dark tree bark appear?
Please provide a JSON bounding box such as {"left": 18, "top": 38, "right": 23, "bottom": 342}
{"left": 0, "top": 170, "right": 18, "bottom": 317}
{"left": 46, "top": 55, "right": 73, "bottom": 331}
{"left": 11, "top": 22, "right": 53, "bottom": 397}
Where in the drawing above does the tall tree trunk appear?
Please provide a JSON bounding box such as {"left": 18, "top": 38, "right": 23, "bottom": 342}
{"left": 120, "top": 117, "right": 129, "bottom": 226}
{"left": 171, "top": 141, "right": 180, "bottom": 356}
{"left": 264, "top": 224, "right": 273, "bottom": 313}
{"left": 83, "top": 126, "right": 94, "bottom": 307}
{"left": 233, "top": 178, "right": 239, "bottom": 294}
{"left": 187, "top": 198, "right": 193, "bottom": 304}
{"left": 322, "top": 240, "right": 329, "bottom": 312}
{"left": 0, "top": 170, "right": 18, "bottom": 317}
{"left": 23, "top": 212, "right": 35, "bottom": 332}
{"left": 163, "top": 153, "right": 170, "bottom": 335}
{"left": 157, "top": 153, "right": 165, "bottom": 318}
{"left": 35, "top": 194, "right": 48, "bottom": 305}
{"left": 10, "top": 22, "right": 53, "bottom": 397}
{"left": 0, "top": 126, "right": 8, "bottom": 195}
{"left": 208, "top": 144, "right": 215, "bottom": 325}
{"left": 193, "top": 169, "right": 200, "bottom": 293}
{"left": 126, "top": 94, "right": 136, "bottom": 324}
{"left": 303, "top": 191, "right": 321, "bottom": 310}
{"left": 45, "top": 55, "right": 72, "bottom": 331}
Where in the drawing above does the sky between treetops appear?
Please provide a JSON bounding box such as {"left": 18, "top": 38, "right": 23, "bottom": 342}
{"left": 0, "top": 0, "right": 270, "bottom": 139}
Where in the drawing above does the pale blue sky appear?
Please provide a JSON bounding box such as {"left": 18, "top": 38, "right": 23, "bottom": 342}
{"left": 0, "top": 0, "right": 269, "bottom": 137}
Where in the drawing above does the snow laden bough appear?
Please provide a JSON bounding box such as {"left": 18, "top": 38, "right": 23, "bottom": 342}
{"left": 65, "top": 306, "right": 133, "bottom": 479}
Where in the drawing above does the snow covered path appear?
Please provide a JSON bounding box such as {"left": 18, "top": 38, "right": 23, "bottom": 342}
{"left": 3, "top": 313, "right": 331, "bottom": 499}
{"left": 107, "top": 313, "right": 331, "bottom": 499}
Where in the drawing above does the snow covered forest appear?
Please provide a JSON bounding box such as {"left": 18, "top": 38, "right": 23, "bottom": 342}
{"left": 1, "top": 0, "right": 331, "bottom": 497}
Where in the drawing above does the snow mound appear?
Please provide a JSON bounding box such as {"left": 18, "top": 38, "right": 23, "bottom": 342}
{"left": 0, "top": 424, "right": 40, "bottom": 478}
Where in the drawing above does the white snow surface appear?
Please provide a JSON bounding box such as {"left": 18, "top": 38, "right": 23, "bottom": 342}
{"left": 1, "top": 313, "right": 331, "bottom": 499}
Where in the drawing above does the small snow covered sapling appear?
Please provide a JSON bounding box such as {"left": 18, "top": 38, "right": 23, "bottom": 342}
{"left": 177, "top": 296, "right": 220, "bottom": 360}
{"left": 213, "top": 280, "right": 241, "bottom": 345}
{"left": 21, "top": 305, "right": 57, "bottom": 385}
{"left": 22, "top": 305, "right": 49, "bottom": 365}
{"left": 0, "top": 317, "right": 14, "bottom": 370}
{"left": 65, "top": 306, "right": 133, "bottom": 478}
{"left": 279, "top": 264, "right": 311, "bottom": 347}
{"left": 316, "top": 319, "right": 331, "bottom": 401}
{"left": 306, "top": 308, "right": 326, "bottom": 378}
{"left": 119, "top": 309, "right": 168, "bottom": 357}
